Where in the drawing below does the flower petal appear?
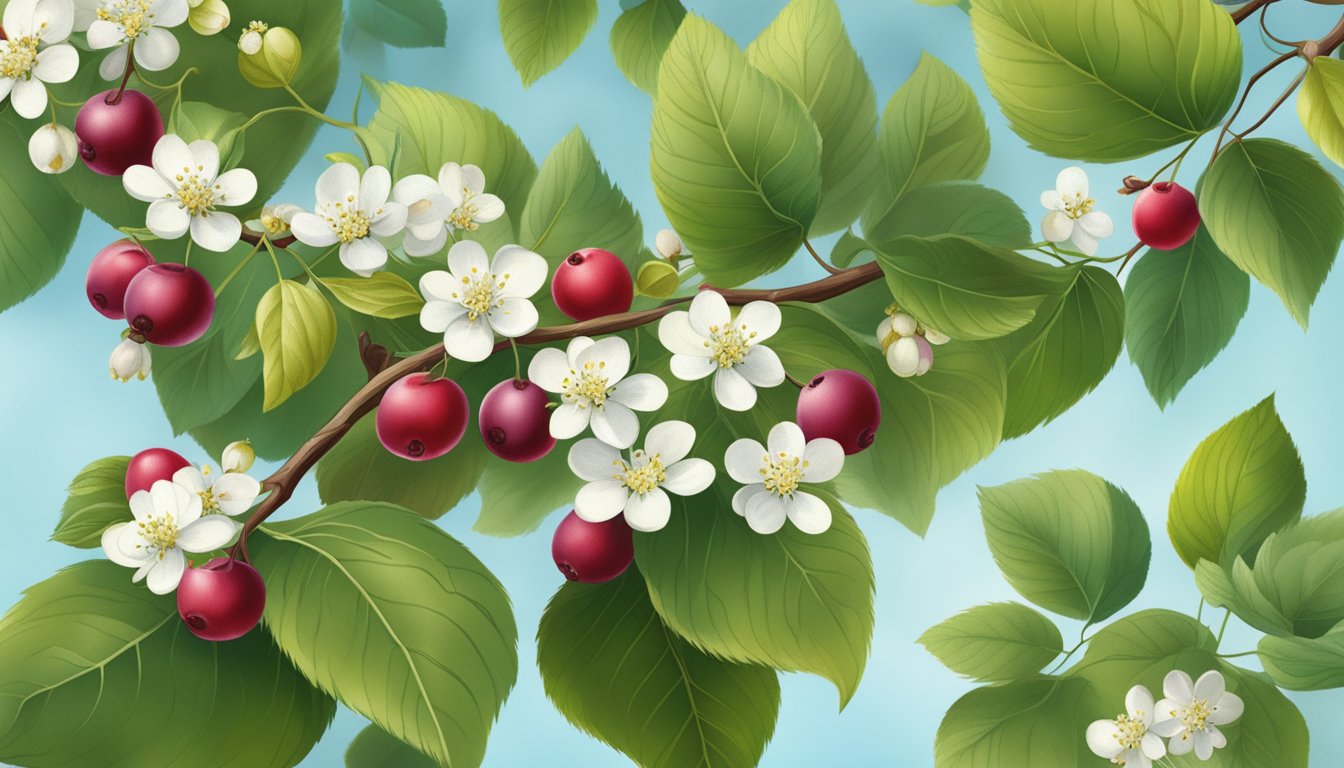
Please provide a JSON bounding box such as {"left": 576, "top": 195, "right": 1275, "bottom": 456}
{"left": 528, "top": 348, "right": 571, "bottom": 393}
{"left": 577, "top": 337, "right": 631, "bottom": 384}
{"left": 662, "top": 458, "right": 715, "bottom": 497}
{"left": 35, "top": 0, "right": 75, "bottom": 39}
{"left": 133, "top": 26, "right": 180, "bottom": 71}
{"left": 487, "top": 297, "right": 539, "bottom": 339}
{"left": 1085, "top": 721, "right": 1124, "bottom": 759}
{"left": 1041, "top": 210, "right": 1074, "bottom": 243}
{"left": 713, "top": 366, "right": 757, "bottom": 411}
{"left": 1163, "top": 670, "right": 1194, "bottom": 703}
{"left": 736, "top": 300, "right": 781, "bottom": 340}
{"left": 1078, "top": 210, "right": 1114, "bottom": 238}
{"left": 290, "top": 212, "right": 338, "bottom": 247}
{"left": 785, "top": 491, "right": 832, "bottom": 534}
{"left": 146, "top": 199, "right": 190, "bottom": 240}
{"left": 549, "top": 401, "right": 590, "bottom": 440}
{"left": 190, "top": 212, "right": 242, "bottom": 253}
{"left": 624, "top": 489, "right": 671, "bottom": 532}
{"left": 725, "top": 438, "right": 766, "bottom": 484}
{"left": 437, "top": 162, "right": 465, "bottom": 207}
{"left": 213, "top": 473, "right": 261, "bottom": 516}
{"left": 443, "top": 314, "right": 495, "bottom": 362}
{"left": 392, "top": 174, "right": 442, "bottom": 217}
{"left": 370, "top": 202, "right": 407, "bottom": 238}
{"left": 644, "top": 420, "right": 695, "bottom": 465}
{"left": 420, "top": 300, "right": 465, "bottom": 334}
{"left": 32, "top": 44, "right": 78, "bottom": 83}
{"left": 1071, "top": 227, "right": 1099, "bottom": 257}
{"left": 1040, "top": 189, "right": 1064, "bottom": 211}
{"left": 460, "top": 163, "right": 486, "bottom": 195}
{"left": 568, "top": 438, "right": 622, "bottom": 482}
{"left": 177, "top": 515, "right": 238, "bottom": 552}
{"left": 86, "top": 19, "right": 124, "bottom": 49}
{"left": 1193, "top": 671, "right": 1225, "bottom": 705}
{"left": 658, "top": 310, "right": 707, "bottom": 357}
{"left": 1056, "top": 166, "right": 1089, "bottom": 198}
{"left": 744, "top": 492, "right": 787, "bottom": 534}
{"left": 102, "top": 523, "right": 147, "bottom": 568}
{"left": 688, "top": 290, "right": 730, "bottom": 336}
{"left": 491, "top": 245, "right": 548, "bottom": 299}
{"left": 766, "top": 421, "right": 806, "bottom": 457}
{"left": 214, "top": 168, "right": 257, "bottom": 207}
{"left": 609, "top": 373, "right": 667, "bottom": 411}
{"left": 802, "top": 437, "right": 844, "bottom": 483}
{"left": 565, "top": 336, "right": 596, "bottom": 366}
{"left": 670, "top": 354, "right": 716, "bottom": 381}
{"left": 447, "top": 239, "right": 490, "bottom": 278}
{"left": 316, "top": 162, "right": 359, "bottom": 207}
{"left": 122, "top": 164, "right": 173, "bottom": 201}
{"left": 472, "top": 193, "right": 505, "bottom": 223}
{"left": 887, "top": 336, "right": 922, "bottom": 377}
{"left": 402, "top": 226, "right": 448, "bottom": 257}
{"left": 151, "top": 0, "right": 189, "bottom": 28}
{"left": 575, "top": 479, "right": 629, "bottom": 523}
{"left": 359, "top": 165, "right": 392, "bottom": 209}
{"left": 3, "top": 0, "right": 36, "bottom": 36}
{"left": 9, "top": 78, "right": 46, "bottom": 118}
{"left": 1142, "top": 733, "right": 1166, "bottom": 760}
{"left": 146, "top": 549, "right": 187, "bottom": 594}
{"left": 737, "top": 345, "right": 785, "bottom": 388}
{"left": 1127, "top": 685, "right": 1156, "bottom": 722}
{"left": 152, "top": 133, "right": 192, "bottom": 180}
{"left": 732, "top": 484, "right": 764, "bottom": 516}
{"left": 340, "top": 238, "right": 389, "bottom": 277}
{"left": 97, "top": 46, "right": 126, "bottom": 80}
{"left": 591, "top": 402, "right": 639, "bottom": 449}
{"left": 1209, "top": 691, "right": 1243, "bottom": 725}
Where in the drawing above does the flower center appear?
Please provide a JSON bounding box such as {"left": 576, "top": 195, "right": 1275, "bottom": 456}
{"left": 1063, "top": 194, "right": 1095, "bottom": 220}
{"left": 563, "top": 361, "right": 611, "bottom": 407}
{"left": 448, "top": 187, "right": 481, "bottom": 231}
{"left": 246, "top": 20, "right": 268, "bottom": 35}
{"left": 760, "top": 451, "right": 805, "bottom": 497}
{"left": 175, "top": 167, "right": 218, "bottom": 216}
{"left": 1176, "top": 699, "right": 1213, "bottom": 734}
{"left": 136, "top": 513, "right": 179, "bottom": 559}
{"left": 619, "top": 451, "right": 666, "bottom": 495}
{"left": 0, "top": 31, "right": 42, "bottom": 79}
{"left": 98, "top": 0, "right": 155, "bottom": 40}
{"left": 1110, "top": 713, "right": 1148, "bottom": 754}
{"left": 706, "top": 322, "right": 754, "bottom": 368}
{"left": 260, "top": 213, "right": 288, "bottom": 235}
{"left": 326, "top": 197, "right": 373, "bottom": 244}
{"left": 449, "top": 268, "right": 507, "bottom": 321}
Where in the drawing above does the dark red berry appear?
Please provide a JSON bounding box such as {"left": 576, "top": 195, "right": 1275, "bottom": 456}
{"left": 552, "top": 511, "right": 634, "bottom": 583}
{"left": 87, "top": 240, "right": 155, "bottom": 320}
{"left": 75, "top": 89, "right": 165, "bottom": 176}
{"left": 177, "top": 558, "right": 266, "bottom": 642}
{"left": 796, "top": 369, "right": 882, "bottom": 455}
{"left": 478, "top": 379, "right": 556, "bottom": 462}
{"left": 125, "top": 447, "right": 191, "bottom": 499}
{"left": 122, "top": 264, "right": 215, "bottom": 347}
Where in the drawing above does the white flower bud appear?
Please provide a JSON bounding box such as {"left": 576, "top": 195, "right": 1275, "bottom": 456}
{"left": 888, "top": 311, "right": 918, "bottom": 337}
{"left": 109, "top": 339, "right": 152, "bottom": 382}
{"left": 238, "top": 20, "right": 267, "bottom": 54}
{"left": 655, "top": 228, "right": 682, "bottom": 260}
{"left": 886, "top": 335, "right": 933, "bottom": 378}
{"left": 221, "top": 440, "right": 256, "bottom": 473}
{"left": 28, "top": 124, "right": 77, "bottom": 175}
{"left": 189, "top": 0, "right": 230, "bottom": 35}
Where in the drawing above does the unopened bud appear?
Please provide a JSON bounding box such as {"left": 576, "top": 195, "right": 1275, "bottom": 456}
{"left": 636, "top": 260, "right": 680, "bottom": 298}
{"left": 238, "top": 23, "right": 301, "bottom": 88}
{"left": 28, "top": 123, "right": 77, "bottom": 174}
{"left": 886, "top": 335, "right": 933, "bottom": 378}
{"left": 221, "top": 440, "right": 255, "bottom": 473}
{"left": 655, "top": 228, "right": 682, "bottom": 261}
{"left": 189, "top": 0, "right": 230, "bottom": 36}
{"left": 110, "top": 339, "right": 152, "bottom": 382}
{"left": 1119, "top": 175, "right": 1150, "bottom": 196}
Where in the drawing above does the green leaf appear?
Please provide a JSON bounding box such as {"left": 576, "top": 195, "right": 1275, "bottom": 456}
{"left": 322, "top": 272, "right": 426, "bottom": 319}
{"left": 499, "top": 0, "right": 598, "bottom": 86}
{"left": 1259, "top": 624, "right": 1344, "bottom": 690}
{"left": 1298, "top": 55, "right": 1344, "bottom": 168}
{"left": 979, "top": 470, "right": 1151, "bottom": 622}
{"left": 651, "top": 14, "right": 822, "bottom": 286}
{"left": 919, "top": 602, "right": 1063, "bottom": 682}
{"left": 1168, "top": 395, "right": 1305, "bottom": 569}
{"left": 538, "top": 570, "right": 780, "bottom": 768}
{"left": 1123, "top": 226, "right": 1250, "bottom": 407}
{"left": 609, "top": 0, "right": 686, "bottom": 93}
{"left": 347, "top": 725, "right": 437, "bottom": 768}
{"left": 0, "top": 561, "right": 335, "bottom": 767}
{"left": 1199, "top": 138, "right": 1344, "bottom": 327}
{"left": 874, "top": 235, "right": 1062, "bottom": 341}
{"left": 993, "top": 265, "right": 1124, "bottom": 438}
{"left": 352, "top": 0, "right": 447, "bottom": 48}
{"left": 934, "top": 677, "right": 1096, "bottom": 768}
{"left": 51, "top": 456, "right": 131, "bottom": 548}
{"left": 168, "top": 101, "right": 246, "bottom": 169}
{"left": 0, "top": 120, "right": 82, "bottom": 313}
{"left": 866, "top": 182, "right": 1030, "bottom": 250}
{"left": 862, "top": 53, "right": 989, "bottom": 233}
{"left": 257, "top": 279, "right": 338, "bottom": 412}
{"left": 970, "top": 0, "right": 1242, "bottom": 161}
{"left": 747, "top": 0, "right": 880, "bottom": 235}
{"left": 252, "top": 503, "right": 519, "bottom": 768}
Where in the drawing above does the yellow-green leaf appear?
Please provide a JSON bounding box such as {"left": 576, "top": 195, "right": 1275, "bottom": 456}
{"left": 256, "top": 280, "right": 337, "bottom": 411}
{"left": 322, "top": 272, "right": 425, "bottom": 319}
{"left": 1300, "top": 55, "right": 1344, "bottom": 167}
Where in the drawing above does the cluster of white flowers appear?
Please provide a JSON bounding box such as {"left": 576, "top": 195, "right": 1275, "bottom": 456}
{"left": 75, "top": 0, "right": 188, "bottom": 80}
{"left": 2, "top": 0, "right": 80, "bottom": 118}
{"left": 1087, "top": 670, "right": 1244, "bottom": 767}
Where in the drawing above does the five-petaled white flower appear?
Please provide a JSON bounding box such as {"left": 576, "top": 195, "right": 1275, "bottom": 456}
{"left": 1086, "top": 684, "right": 1166, "bottom": 768}
{"left": 77, "top": 0, "right": 188, "bottom": 81}
{"left": 109, "top": 337, "right": 151, "bottom": 381}
{"left": 876, "top": 308, "right": 947, "bottom": 378}
{"left": 657, "top": 291, "right": 785, "bottom": 411}
{"left": 1151, "top": 670, "right": 1244, "bottom": 761}
{"left": 392, "top": 162, "right": 505, "bottom": 257}
{"left": 290, "top": 162, "right": 408, "bottom": 277}
{"left": 568, "top": 420, "right": 716, "bottom": 532}
{"left": 1041, "top": 166, "right": 1114, "bottom": 256}
{"left": 419, "top": 240, "right": 546, "bottom": 362}
{"left": 0, "top": 0, "right": 80, "bottom": 119}
{"left": 725, "top": 421, "right": 843, "bottom": 535}
{"left": 123, "top": 134, "right": 258, "bottom": 252}
{"left": 172, "top": 459, "right": 262, "bottom": 517}
{"left": 101, "top": 478, "right": 238, "bottom": 594}
{"left": 529, "top": 336, "right": 669, "bottom": 449}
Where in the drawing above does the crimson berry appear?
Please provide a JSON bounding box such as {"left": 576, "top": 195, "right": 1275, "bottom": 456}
{"left": 551, "top": 511, "right": 634, "bottom": 584}
{"left": 177, "top": 558, "right": 267, "bottom": 642}
{"left": 75, "top": 89, "right": 165, "bottom": 176}
{"left": 122, "top": 263, "right": 216, "bottom": 347}
{"left": 376, "top": 373, "right": 470, "bottom": 461}
{"left": 1132, "top": 182, "right": 1200, "bottom": 250}
{"left": 796, "top": 369, "right": 881, "bottom": 455}
{"left": 86, "top": 240, "right": 155, "bottom": 320}
{"left": 125, "top": 447, "right": 191, "bottom": 499}
{"left": 551, "top": 248, "right": 633, "bottom": 321}
{"left": 478, "top": 379, "right": 556, "bottom": 462}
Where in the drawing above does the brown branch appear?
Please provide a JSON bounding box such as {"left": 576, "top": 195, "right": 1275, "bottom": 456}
{"left": 1231, "top": 0, "right": 1278, "bottom": 25}
{"left": 240, "top": 227, "right": 296, "bottom": 249}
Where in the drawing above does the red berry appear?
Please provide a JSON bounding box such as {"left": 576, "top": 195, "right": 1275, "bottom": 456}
{"left": 796, "top": 369, "right": 881, "bottom": 455}
{"left": 177, "top": 558, "right": 267, "bottom": 642}
{"left": 75, "top": 90, "right": 164, "bottom": 176}
{"left": 86, "top": 240, "right": 155, "bottom": 320}
{"left": 376, "top": 373, "right": 470, "bottom": 461}
{"left": 551, "top": 248, "right": 633, "bottom": 321}
{"left": 551, "top": 511, "right": 634, "bottom": 583}
{"left": 125, "top": 447, "right": 191, "bottom": 499}
{"left": 122, "top": 263, "right": 216, "bottom": 347}
{"left": 1132, "top": 182, "right": 1200, "bottom": 250}
{"left": 479, "top": 379, "right": 556, "bottom": 462}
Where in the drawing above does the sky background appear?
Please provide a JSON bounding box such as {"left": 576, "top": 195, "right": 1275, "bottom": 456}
{"left": 2, "top": 0, "right": 1343, "bottom": 765}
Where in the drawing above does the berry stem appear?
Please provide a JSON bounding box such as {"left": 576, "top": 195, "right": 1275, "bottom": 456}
{"left": 108, "top": 42, "right": 136, "bottom": 106}
{"left": 803, "top": 239, "right": 842, "bottom": 275}
{"left": 1230, "top": 0, "right": 1278, "bottom": 25}
{"left": 215, "top": 240, "right": 264, "bottom": 298}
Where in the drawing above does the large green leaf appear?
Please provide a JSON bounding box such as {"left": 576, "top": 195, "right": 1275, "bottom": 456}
{"left": 970, "top": 0, "right": 1241, "bottom": 161}
{"left": 934, "top": 677, "right": 1095, "bottom": 768}
{"left": 499, "top": 0, "right": 598, "bottom": 86}
{"left": 1123, "top": 227, "right": 1250, "bottom": 407}
{"left": 0, "top": 561, "right": 335, "bottom": 767}
{"left": 1168, "top": 395, "right": 1305, "bottom": 569}
{"left": 347, "top": 725, "right": 437, "bottom": 768}
{"left": 352, "top": 0, "right": 447, "bottom": 48}
{"left": 51, "top": 455, "right": 131, "bottom": 548}
{"left": 538, "top": 570, "right": 780, "bottom": 768}
{"left": 0, "top": 119, "right": 82, "bottom": 313}
{"left": 1298, "top": 55, "right": 1344, "bottom": 168}
{"left": 609, "top": 0, "right": 686, "bottom": 94}
{"left": 864, "top": 182, "right": 1031, "bottom": 251}
{"left": 474, "top": 441, "right": 579, "bottom": 536}
{"left": 1259, "top": 623, "right": 1344, "bottom": 691}
{"left": 251, "top": 503, "right": 518, "bottom": 768}
{"left": 1199, "top": 139, "right": 1344, "bottom": 327}
{"left": 980, "top": 470, "right": 1150, "bottom": 622}
{"left": 747, "top": 0, "right": 880, "bottom": 235}
{"left": 257, "top": 279, "right": 337, "bottom": 412}
{"left": 919, "top": 602, "right": 1063, "bottom": 683}
{"left": 650, "top": 14, "right": 822, "bottom": 286}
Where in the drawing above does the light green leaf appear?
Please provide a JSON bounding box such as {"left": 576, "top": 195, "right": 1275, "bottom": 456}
{"left": 538, "top": 570, "right": 780, "bottom": 768}
{"left": 919, "top": 602, "right": 1063, "bottom": 683}
{"left": 257, "top": 279, "right": 337, "bottom": 412}
{"left": 609, "top": 0, "right": 685, "bottom": 93}
{"left": 1199, "top": 138, "right": 1344, "bottom": 327}
{"left": 747, "top": 0, "right": 880, "bottom": 235}
{"left": 651, "top": 14, "right": 822, "bottom": 286}
{"left": 1298, "top": 55, "right": 1344, "bottom": 168}
{"left": 51, "top": 456, "right": 131, "bottom": 548}
{"left": 0, "top": 120, "right": 82, "bottom": 313}
{"left": 347, "top": 725, "right": 437, "bottom": 768}
{"left": 499, "top": 0, "right": 598, "bottom": 86}
{"left": 829, "top": 231, "right": 874, "bottom": 268}
{"left": 168, "top": 101, "right": 246, "bottom": 169}
{"left": 322, "top": 272, "right": 426, "bottom": 319}
{"left": 970, "top": 0, "right": 1242, "bottom": 161}
{"left": 352, "top": 0, "right": 447, "bottom": 48}
{"left": 934, "top": 677, "right": 1096, "bottom": 768}
{"left": 0, "top": 561, "right": 335, "bottom": 767}
{"left": 1259, "top": 623, "right": 1344, "bottom": 690}
{"left": 866, "top": 181, "right": 1031, "bottom": 250}
{"left": 252, "top": 503, "right": 519, "bottom": 768}
{"left": 1123, "top": 226, "right": 1250, "bottom": 407}
{"left": 1168, "top": 395, "right": 1305, "bottom": 569}
{"left": 980, "top": 470, "right": 1151, "bottom": 622}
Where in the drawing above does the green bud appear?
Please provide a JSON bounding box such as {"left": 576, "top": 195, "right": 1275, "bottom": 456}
{"left": 188, "top": 0, "right": 230, "bottom": 36}
{"left": 636, "top": 260, "right": 680, "bottom": 298}
{"left": 221, "top": 440, "right": 256, "bottom": 473}
{"left": 238, "top": 24, "right": 302, "bottom": 89}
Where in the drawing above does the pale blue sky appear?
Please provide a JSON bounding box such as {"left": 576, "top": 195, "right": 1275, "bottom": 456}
{"left": 2, "top": 1, "right": 1342, "bottom": 765}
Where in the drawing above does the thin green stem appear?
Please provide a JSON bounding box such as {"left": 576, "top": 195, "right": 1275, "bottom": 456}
{"left": 309, "top": 245, "right": 340, "bottom": 271}
{"left": 784, "top": 371, "right": 807, "bottom": 389}
{"left": 1216, "top": 610, "right": 1232, "bottom": 647}
{"left": 1218, "top": 650, "right": 1257, "bottom": 660}
{"left": 509, "top": 338, "right": 522, "bottom": 381}
{"left": 285, "top": 84, "right": 358, "bottom": 130}
{"left": 286, "top": 248, "right": 319, "bottom": 281}
{"left": 263, "top": 236, "right": 284, "bottom": 281}
{"left": 215, "top": 240, "right": 264, "bottom": 297}
{"left": 1197, "top": 597, "right": 1206, "bottom": 624}
{"left": 1048, "top": 625, "right": 1094, "bottom": 675}
{"left": 238, "top": 106, "right": 314, "bottom": 133}
{"left": 183, "top": 240, "right": 193, "bottom": 267}
{"left": 135, "top": 66, "right": 198, "bottom": 92}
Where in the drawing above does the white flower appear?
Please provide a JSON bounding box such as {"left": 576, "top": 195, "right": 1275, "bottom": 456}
{"left": 418, "top": 240, "right": 547, "bottom": 362}
{"left": 236, "top": 19, "right": 265, "bottom": 54}
{"left": 123, "top": 134, "right": 257, "bottom": 252}
{"left": 876, "top": 309, "right": 942, "bottom": 378}
{"left": 1086, "top": 685, "right": 1166, "bottom": 768}
{"left": 246, "top": 202, "right": 302, "bottom": 237}
{"left": 529, "top": 336, "right": 669, "bottom": 449}
{"left": 172, "top": 460, "right": 261, "bottom": 517}
{"left": 1041, "top": 166, "right": 1114, "bottom": 256}
{"left": 657, "top": 291, "right": 785, "bottom": 411}
{"left": 1151, "top": 670, "right": 1244, "bottom": 761}
{"left": 290, "top": 162, "right": 408, "bottom": 277}
{"left": 725, "top": 421, "right": 843, "bottom": 535}
{"left": 79, "top": 0, "right": 189, "bottom": 81}
{"left": 0, "top": 0, "right": 80, "bottom": 119}
{"left": 28, "top": 122, "right": 77, "bottom": 174}
{"left": 109, "top": 337, "right": 151, "bottom": 381}
{"left": 100, "top": 479, "right": 238, "bottom": 594}
{"left": 220, "top": 439, "right": 254, "bottom": 473}
{"left": 392, "top": 162, "right": 506, "bottom": 257}
{"left": 568, "top": 421, "right": 716, "bottom": 532}
{"left": 655, "top": 228, "right": 682, "bottom": 260}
